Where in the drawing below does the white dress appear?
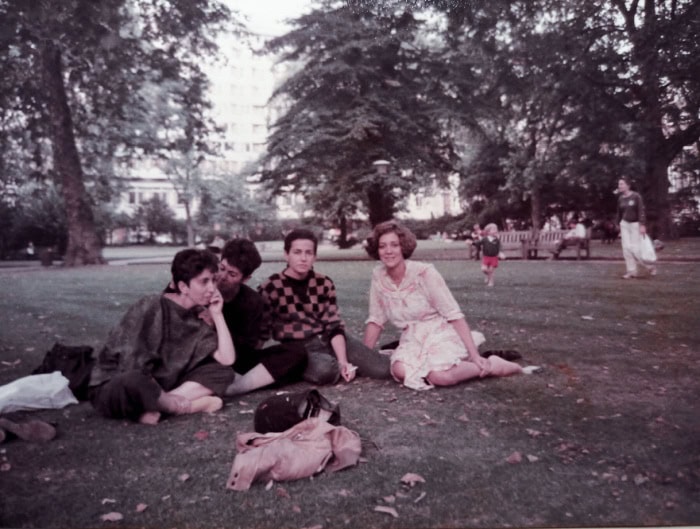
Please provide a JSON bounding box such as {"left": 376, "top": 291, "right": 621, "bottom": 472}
{"left": 366, "top": 260, "right": 484, "bottom": 390}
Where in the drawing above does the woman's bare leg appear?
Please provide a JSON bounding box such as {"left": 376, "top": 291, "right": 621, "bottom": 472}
{"left": 426, "top": 361, "right": 482, "bottom": 386}
{"left": 224, "top": 365, "right": 275, "bottom": 396}
{"left": 390, "top": 361, "right": 406, "bottom": 383}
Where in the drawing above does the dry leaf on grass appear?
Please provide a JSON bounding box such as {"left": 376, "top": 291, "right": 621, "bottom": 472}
{"left": 193, "top": 430, "right": 209, "bottom": 441}
{"left": 506, "top": 451, "right": 522, "bottom": 464}
{"left": 101, "top": 498, "right": 116, "bottom": 505}
{"left": 100, "top": 512, "right": 123, "bottom": 522}
{"left": 276, "top": 487, "right": 290, "bottom": 499}
{"left": 374, "top": 505, "right": 399, "bottom": 518}
{"left": 400, "top": 473, "right": 426, "bottom": 486}
{"left": 526, "top": 454, "right": 539, "bottom": 463}
{"left": 414, "top": 491, "right": 427, "bottom": 503}
{"left": 178, "top": 473, "right": 190, "bottom": 482}
{"left": 382, "top": 495, "right": 396, "bottom": 503}
{"left": 135, "top": 503, "right": 148, "bottom": 513}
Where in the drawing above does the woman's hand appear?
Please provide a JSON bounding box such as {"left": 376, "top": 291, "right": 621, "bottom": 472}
{"left": 469, "top": 353, "right": 490, "bottom": 375}
{"left": 208, "top": 289, "right": 224, "bottom": 316}
{"left": 340, "top": 362, "right": 357, "bottom": 382}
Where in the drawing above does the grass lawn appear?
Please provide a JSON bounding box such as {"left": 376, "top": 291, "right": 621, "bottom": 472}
{"left": 0, "top": 254, "right": 699, "bottom": 528}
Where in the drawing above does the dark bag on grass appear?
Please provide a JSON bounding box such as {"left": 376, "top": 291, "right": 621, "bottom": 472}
{"left": 253, "top": 389, "right": 340, "bottom": 434}
{"left": 32, "top": 343, "right": 95, "bottom": 401}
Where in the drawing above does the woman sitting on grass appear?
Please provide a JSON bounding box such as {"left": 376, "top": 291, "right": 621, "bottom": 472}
{"left": 363, "top": 220, "right": 539, "bottom": 391}
{"left": 88, "top": 249, "right": 236, "bottom": 424}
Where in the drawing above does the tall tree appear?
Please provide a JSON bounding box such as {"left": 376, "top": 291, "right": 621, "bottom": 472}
{"left": 0, "top": 0, "right": 233, "bottom": 264}
{"left": 261, "top": 0, "right": 458, "bottom": 231}
{"left": 435, "top": 0, "right": 700, "bottom": 236}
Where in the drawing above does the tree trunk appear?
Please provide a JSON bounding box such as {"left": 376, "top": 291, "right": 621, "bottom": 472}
{"left": 529, "top": 186, "right": 542, "bottom": 231}
{"left": 367, "top": 182, "right": 395, "bottom": 227}
{"left": 337, "top": 214, "right": 349, "bottom": 248}
{"left": 184, "top": 201, "right": 195, "bottom": 247}
{"left": 40, "top": 43, "right": 104, "bottom": 265}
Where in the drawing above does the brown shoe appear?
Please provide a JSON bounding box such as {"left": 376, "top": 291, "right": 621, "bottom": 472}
{"left": 0, "top": 418, "right": 56, "bottom": 442}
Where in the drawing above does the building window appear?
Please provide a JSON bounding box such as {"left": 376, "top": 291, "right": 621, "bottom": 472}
{"left": 128, "top": 191, "right": 136, "bottom": 204}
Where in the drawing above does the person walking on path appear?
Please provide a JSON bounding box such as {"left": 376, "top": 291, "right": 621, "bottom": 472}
{"left": 617, "top": 178, "right": 656, "bottom": 279}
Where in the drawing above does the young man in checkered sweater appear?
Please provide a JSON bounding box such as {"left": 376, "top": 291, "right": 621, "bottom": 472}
{"left": 258, "top": 229, "right": 391, "bottom": 385}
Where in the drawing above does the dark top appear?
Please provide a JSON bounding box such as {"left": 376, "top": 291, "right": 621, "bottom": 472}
{"left": 617, "top": 191, "right": 646, "bottom": 224}
{"left": 89, "top": 295, "right": 218, "bottom": 391}
{"left": 222, "top": 283, "right": 264, "bottom": 353}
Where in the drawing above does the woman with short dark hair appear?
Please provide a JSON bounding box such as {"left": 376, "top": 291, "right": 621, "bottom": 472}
{"left": 89, "top": 249, "right": 236, "bottom": 424}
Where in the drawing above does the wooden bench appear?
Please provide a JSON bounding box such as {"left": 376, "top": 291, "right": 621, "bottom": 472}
{"left": 523, "top": 228, "right": 591, "bottom": 260}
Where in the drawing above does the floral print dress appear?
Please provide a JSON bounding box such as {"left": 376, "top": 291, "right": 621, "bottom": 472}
{"left": 366, "top": 260, "right": 484, "bottom": 390}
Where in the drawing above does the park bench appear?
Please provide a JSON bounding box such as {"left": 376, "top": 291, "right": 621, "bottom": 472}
{"left": 523, "top": 228, "right": 592, "bottom": 260}
{"left": 496, "top": 230, "right": 531, "bottom": 259}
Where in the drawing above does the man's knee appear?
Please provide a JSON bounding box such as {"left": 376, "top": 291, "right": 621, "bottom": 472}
{"left": 303, "top": 353, "right": 340, "bottom": 385}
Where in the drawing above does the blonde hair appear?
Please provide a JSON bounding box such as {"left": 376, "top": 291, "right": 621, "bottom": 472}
{"left": 484, "top": 223, "right": 498, "bottom": 235}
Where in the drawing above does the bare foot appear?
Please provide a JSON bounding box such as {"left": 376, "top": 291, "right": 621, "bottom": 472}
{"left": 157, "top": 393, "right": 192, "bottom": 415}
{"left": 138, "top": 411, "right": 161, "bottom": 425}
{"left": 190, "top": 396, "right": 223, "bottom": 414}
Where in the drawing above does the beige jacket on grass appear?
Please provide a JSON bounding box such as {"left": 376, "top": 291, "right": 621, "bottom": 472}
{"left": 226, "top": 418, "right": 361, "bottom": 491}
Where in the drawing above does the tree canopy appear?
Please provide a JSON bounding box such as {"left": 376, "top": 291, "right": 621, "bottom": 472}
{"left": 0, "top": 0, "right": 236, "bottom": 264}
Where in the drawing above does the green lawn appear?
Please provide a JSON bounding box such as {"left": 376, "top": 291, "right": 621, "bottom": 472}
{"left": 0, "top": 256, "right": 699, "bottom": 528}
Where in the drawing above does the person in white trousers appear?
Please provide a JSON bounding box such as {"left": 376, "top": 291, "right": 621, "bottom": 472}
{"left": 617, "top": 178, "right": 656, "bottom": 278}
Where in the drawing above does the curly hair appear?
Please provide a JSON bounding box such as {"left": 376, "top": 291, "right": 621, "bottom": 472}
{"left": 365, "top": 220, "right": 417, "bottom": 260}
{"left": 170, "top": 249, "right": 219, "bottom": 293}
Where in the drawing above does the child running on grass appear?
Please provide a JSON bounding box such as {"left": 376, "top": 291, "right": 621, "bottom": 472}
{"left": 478, "top": 223, "right": 501, "bottom": 287}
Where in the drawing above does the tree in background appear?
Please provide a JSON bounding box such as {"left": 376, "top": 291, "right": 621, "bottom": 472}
{"left": 135, "top": 196, "right": 176, "bottom": 244}
{"left": 434, "top": 0, "right": 700, "bottom": 235}
{"left": 260, "top": 0, "right": 459, "bottom": 239}
{"left": 0, "top": 0, "right": 234, "bottom": 264}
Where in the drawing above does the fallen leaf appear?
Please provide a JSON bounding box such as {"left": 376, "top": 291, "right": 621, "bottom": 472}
{"left": 100, "top": 512, "right": 123, "bottom": 522}
{"left": 479, "top": 428, "right": 491, "bottom": 437}
{"left": 1, "top": 462, "right": 11, "bottom": 471}
{"left": 526, "top": 428, "right": 542, "bottom": 438}
{"left": 633, "top": 475, "right": 649, "bottom": 486}
{"left": 135, "top": 503, "right": 148, "bottom": 513}
{"left": 374, "top": 506, "right": 399, "bottom": 518}
{"left": 457, "top": 414, "right": 469, "bottom": 423}
{"left": 276, "top": 487, "right": 290, "bottom": 499}
{"left": 265, "top": 480, "right": 274, "bottom": 491}
{"left": 414, "top": 492, "right": 427, "bottom": 503}
{"left": 382, "top": 495, "right": 396, "bottom": 503}
{"left": 526, "top": 454, "right": 539, "bottom": 463}
{"left": 506, "top": 451, "right": 522, "bottom": 464}
{"left": 400, "top": 473, "right": 426, "bottom": 487}
{"left": 193, "top": 430, "right": 209, "bottom": 441}
{"left": 292, "top": 505, "right": 301, "bottom": 513}
{"left": 178, "top": 473, "right": 190, "bottom": 482}
{"left": 338, "top": 489, "right": 352, "bottom": 497}
{"left": 0, "top": 359, "right": 21, "bottom": 367}
{"left": 101, "top": 498, "right": 117, "bottom": 505}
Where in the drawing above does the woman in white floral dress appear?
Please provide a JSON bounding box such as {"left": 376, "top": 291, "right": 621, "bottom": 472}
{"left": 363, "top": 220, "right": 536, "bottom": 390}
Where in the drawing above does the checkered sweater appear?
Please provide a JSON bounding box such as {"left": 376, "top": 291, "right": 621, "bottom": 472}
{"left": 258, "top": 269, "right": 346, "bottom": 343}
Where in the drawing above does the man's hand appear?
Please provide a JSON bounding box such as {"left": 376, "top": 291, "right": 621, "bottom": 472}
{"left": 340, "top": 363, "right": 357, "bottom": 382}
{"left": 640, "top": 225, "right": 647, "bottom": 236}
